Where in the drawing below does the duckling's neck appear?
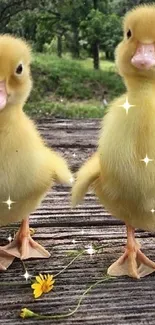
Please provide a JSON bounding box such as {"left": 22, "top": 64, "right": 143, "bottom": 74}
{"left": 0, "top": 104, "right": 23, "bottom": 129}
{"left": 124, "top": 76, "right": 155, "bottom": 105}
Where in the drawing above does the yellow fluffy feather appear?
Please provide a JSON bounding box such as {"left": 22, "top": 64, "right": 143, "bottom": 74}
{"left": 72, "top": 152, "right": 100, "bottom": 206}
{"left": 0, "top": 35, "right": 73, "bottom": 269}
{"left": 72, "top": 5, "right": 155, "bottom": 278}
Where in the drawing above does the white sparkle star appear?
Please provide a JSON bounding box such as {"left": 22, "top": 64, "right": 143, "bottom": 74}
{"left": 3, "top": 196, "right": 16, "bottom": 210}
{"left": 81, "top": 229, "right": 84, "bottom": 235}
{"left": 73, "top": 153, "right": 76, "bottom": 158}
{"left": 151, "top": 209, "right": 155, "bottom": 213}
{"left": 120, "top": 97, "right": 135, "bottom": 114}
{"left": 86, "top": 244, "right": 95, "bottom": 256}
{"left": 7, "top": 234, "right": 12, "bottom": 243}
{"left": 69, "top": 176, "right": 74, "bottom": 184}
{"left": 23, "top": 270, "right": 31, "bottom": 281}
{"left": 72, "top": 239, "right": 76, "bottom": 244}
{"left": 140, "top": 155, "right": 153, "bottom": 166}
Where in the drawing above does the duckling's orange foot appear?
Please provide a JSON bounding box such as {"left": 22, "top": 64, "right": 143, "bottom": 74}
{"left": 1, "top": 235, "right": 51, "bottom": 260}
{"left": 1, "top": 217, "right": 50, "bottom": 260}
{"left": 0, "top": 249, "right": 15, "bottom": 270}
{"left": 107, "top": 225, "right": 155, "bottom": 279}
{"left": 107, "top": 247, "right": 155, "bottom": 278}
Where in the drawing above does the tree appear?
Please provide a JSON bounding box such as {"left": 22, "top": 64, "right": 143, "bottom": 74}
{"left": 7, "top": 9, "right": 38, "bottom": 41}
{"left": 101, "top": 14, "right": 122, "bottom": 60}
{"left": 58, "top": 0, "right": 91, "bottom": 58}
{"left": 81, "top": 9, "right": 105, "bottom": 69}
{"left": 0, "top": 0, "right": 140, "bottom": 67}
{"left": 0, "top": 0, "right": 40, "bottom": 31}
{"left": 109, "top": 0, "right": 155, "bottom": 15}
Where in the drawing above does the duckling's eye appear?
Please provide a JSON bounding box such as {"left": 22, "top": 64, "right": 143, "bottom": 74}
{"left": 127, "top": 29, "right": 132, "bottom": 39}
{"left": 15, "top": 63, "right": 23, "bottom": 75}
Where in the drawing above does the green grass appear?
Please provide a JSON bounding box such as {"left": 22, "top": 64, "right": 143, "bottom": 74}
{"left": 80, "top": 56, "right": 115, "bottom": 71}
{"left": 25, "top": 53, "right": 125, "bottom": 118}
{"left": 26, "top": 100, "right": 107, "bottom": 118}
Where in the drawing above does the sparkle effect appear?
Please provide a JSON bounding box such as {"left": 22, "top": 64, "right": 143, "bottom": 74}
{"left": 23, "top": 270, "right": 32, "bottom": 281}
{"left": 86, "top": 244, "right": 95, "bottom": 256}
{"left": 151, "top": 209, "right": 155, "bottom": 213}
{"left": 120, "top": 97, "right": 135, "bottom": 114}
{"left": 69, "top": 176, "right": 74, "bottom": 184}
{"left": 140, "top": 155, "right": 153, "bottom": 166}
{"left": 7, "top": 234, "right": 13, "bottom": 243}
{"left": 3, "top": 196, "right": 16, "bottom": 210}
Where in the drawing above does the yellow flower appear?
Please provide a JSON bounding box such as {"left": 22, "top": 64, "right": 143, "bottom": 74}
{"left": 31, "top": 274, "right": 55, "bottom": 299}
{"left": 20, "top": 308, "right": 36, "bottom": 318}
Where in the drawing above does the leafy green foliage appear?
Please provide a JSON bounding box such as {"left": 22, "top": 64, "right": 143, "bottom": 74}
{"left": 0, "top": 0, "right": 39, "bottom": 31}
{"left": 25, "top": 53, "right": 125, "bottom": 118}
{"left": 0, "top": 0, "right": 123, "bottom": 67}
{"left": 1, "top": 0, "right": 154, "bottom": 67}
{"left": 101, "top": 14, "right": 123, "bottom": 59}
{"left": 81, "top": 9, "right": 105, "bottom": 45}
{"left": 109, "top": 0, "right": 155, "bottom": 15}
{"left": 31, "top": 53, "right": 124, "bottom": 100}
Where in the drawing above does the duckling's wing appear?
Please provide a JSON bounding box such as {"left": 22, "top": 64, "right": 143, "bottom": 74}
{"left": 46, "top": 149, "right": 73, "bottom": 185}
{"left": 72, "top": 152, "right": 100, "bottom": 206}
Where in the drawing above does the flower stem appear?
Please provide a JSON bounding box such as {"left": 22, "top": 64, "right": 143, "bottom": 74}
{"left": 24, "top": 276, "right": 113, "bottom": 320}
{"left": 21, "top": 260, "right": 27, "bottom": 273}
{"left": 54, "top": 250, "right": 85, "bottom": 278}
{"left": 54, "top": 244, "right": 106, "bottom": 279}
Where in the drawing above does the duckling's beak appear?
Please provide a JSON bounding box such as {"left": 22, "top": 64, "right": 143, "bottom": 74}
{"left": 131, "top": 43, "right": 155, "bottom": 70}
{"left": 0, "top": 81, "right": 7, "bottom": 110}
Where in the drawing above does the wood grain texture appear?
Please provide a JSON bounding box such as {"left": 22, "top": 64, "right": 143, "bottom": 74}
{"left": 0, "top": 118, "right": 155, "bottom": 325}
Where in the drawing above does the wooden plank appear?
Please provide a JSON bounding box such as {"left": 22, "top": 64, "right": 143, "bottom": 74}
{"left": 0, "top": 118, "right": 155, "bottom": 325}
{"left": 0, "top": 224, "right": 155, "bottom": 325}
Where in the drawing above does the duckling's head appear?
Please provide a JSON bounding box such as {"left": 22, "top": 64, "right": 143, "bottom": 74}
{"left": 0, "top": 34, "right": 32, "bottom": 112}
{"left": 115, "top": 5, "right": 155, "bottom": 80}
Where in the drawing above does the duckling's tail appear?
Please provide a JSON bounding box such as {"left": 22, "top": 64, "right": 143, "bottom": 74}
{"left": 72, "top": 152, "right": 100, "bottom": 206}
{"left": 51, "top": 151, "right": 73, "bottom": 186}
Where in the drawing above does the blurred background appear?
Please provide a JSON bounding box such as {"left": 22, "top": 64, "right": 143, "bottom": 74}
{"left": 1, "top": 0, "right": 154, "bottom": 118}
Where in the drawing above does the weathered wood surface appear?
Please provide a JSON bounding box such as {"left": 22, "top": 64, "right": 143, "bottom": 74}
{"left": 0, "top": 118, "right": 155, "bottom": 325}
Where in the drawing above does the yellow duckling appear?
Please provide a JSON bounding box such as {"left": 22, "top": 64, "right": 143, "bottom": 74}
{"left": 72, "top": 5, "right": 155, "bottom": 278}
{"left": 0, "top": 35, "right": 73, "bottom": 270}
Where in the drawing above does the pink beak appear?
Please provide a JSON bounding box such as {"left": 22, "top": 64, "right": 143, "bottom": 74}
{"left": 0, "top": 81, "right": 7, "bottom": 110}
{"left": 131, "top": 43, "right": 155, "bottom": 70}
